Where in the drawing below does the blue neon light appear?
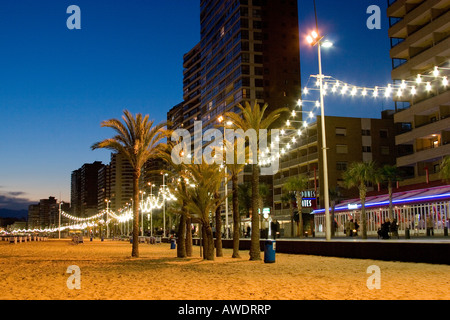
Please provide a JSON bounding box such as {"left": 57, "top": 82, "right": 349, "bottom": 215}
{"left": 312, "top": 192, "right": 450, "bottom": 214}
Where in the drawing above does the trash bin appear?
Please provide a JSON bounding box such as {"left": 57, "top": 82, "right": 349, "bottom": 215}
{"left": 444, "top": 227, "right": 448, "bottom": 237}
{"left": 405, "top": 228, "right": 410, "bottom": 239}
{"left": 170, "top": 238, "right": 176, "bottom": 249}
{"left": 264, "top": 240, "right": 276, "bottom": 263}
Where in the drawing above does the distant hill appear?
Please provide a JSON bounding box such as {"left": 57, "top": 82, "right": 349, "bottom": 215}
{"left": 0, "top": 208, "right": 28, "bottom": 219}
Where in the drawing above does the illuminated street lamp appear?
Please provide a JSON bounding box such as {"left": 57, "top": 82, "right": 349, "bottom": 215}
{"left": 218, "top": 115, "right": 229, "bottom": 239}
{"left": 306, "top": 29, "right": 332, "bottom": 241}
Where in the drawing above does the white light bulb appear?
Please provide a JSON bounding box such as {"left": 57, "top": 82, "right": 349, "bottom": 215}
{"left": 303, "top": 87, "right": 309, "bottom": 95}
{"left": 297, "top": 99, "right": 302, "bottom": 107}
{"left": 443, "top": 76, "right": 448, "bottom": 87}
{"left": 426, "top": 82, "right": 432, "bottom": 91}
{"left": 315, "top": 100, "right": 320, "bottom": 107}
{"left": 292, "top": 110, "right": 296, "bottom": 117}
{"left": 373, "top": 87, "right": 378, "bottom": 98}
{"left": 433, "top": 66, "right": 439, "bottom": 77}
{"left": 416, "top": 74, "right": 422, "bottom": 84}
{"left": 401, "top": 80, "right": 406, "bottom": 89}
{"left": 411, "top": 86, "right": 416, "bottom": 95}
{"left": 362, "top": 88, "right": 367, "bottom": 96}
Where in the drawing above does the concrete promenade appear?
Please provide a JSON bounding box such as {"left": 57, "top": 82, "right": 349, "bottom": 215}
{"left": 193, "top": 237, "right": 450, "bottom": 265}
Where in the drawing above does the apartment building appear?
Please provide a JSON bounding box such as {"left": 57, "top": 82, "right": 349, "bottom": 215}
{"left": 273, "top": 113, "right": 396, "bottom": 235}
{"left": 388, "top": 0, "right": 450, "bottom": 186}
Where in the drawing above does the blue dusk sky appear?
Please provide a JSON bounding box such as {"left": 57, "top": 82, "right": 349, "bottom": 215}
{"left": 0, "top": 0, "right": 392, "bottom": 210}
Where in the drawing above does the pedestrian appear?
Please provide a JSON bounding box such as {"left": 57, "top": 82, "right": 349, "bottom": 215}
{"left": 390, "top": 218, "right": 399, "bottom": 239}
{"left": 246, "top": 225, "right": 251, "bottom": 238}
{"left": 349, "top": 219, "right": 355, "bottom": 237}
{"left": 354, "top": 219, "right": 359, "bottom": 237}
{"left": 426, "top": 215, "right": 434, "bottom": 236}
{"left": 345, "top": 219, "right": 351, "bottom": 237}
{"left": 378, "top": 218, "right": 390, "bottom": 239}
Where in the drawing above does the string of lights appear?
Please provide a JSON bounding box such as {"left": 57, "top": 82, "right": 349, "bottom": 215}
{"left": 258, "top": 64, "right": 449, "bottom": 167}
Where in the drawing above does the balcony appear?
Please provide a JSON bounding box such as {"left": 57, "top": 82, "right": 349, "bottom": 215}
{"left": 396, "top": 142, "right": 450, "bottom": 167}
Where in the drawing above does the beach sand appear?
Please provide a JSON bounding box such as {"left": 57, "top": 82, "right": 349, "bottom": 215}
{"left": 0, "top": 239, "right": 449, "bottom": 300}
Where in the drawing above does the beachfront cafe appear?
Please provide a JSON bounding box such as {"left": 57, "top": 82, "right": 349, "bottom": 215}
{"left": 312, "top": 185, "right": 450, "bottom": 237}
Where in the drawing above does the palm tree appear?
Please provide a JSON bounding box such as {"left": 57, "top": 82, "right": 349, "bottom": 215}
{"left": 329, "top": 186, "right": 342, "bottom": 237}
{"left": 225, "top": 101, "right": 288, "bottom": 261}
{"left": 221, "top": 139, "right": 247, "bottom": 258}
{"left": 283, "top": 175, "right": 309, "bottom": 237}
{"left": 343, "top": 161, "right": 379, "bottom": 239}
{"left": 281, "top": 192, "right": 295, "bottom": 237}
{"left": 178, "top": 162, "right": 226, "bottom": 260}
{"left": 91, "top": 110, "right": 169, "bottom": 257}
{"left": 440, "top": 155, "right": 450, "bottom": 182}
{"left": 379, "top": 165, "right": 401, "bottom": 221}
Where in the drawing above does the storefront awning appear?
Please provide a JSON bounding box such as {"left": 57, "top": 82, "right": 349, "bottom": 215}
{"left": 312, "top": 185, "right": 450, "bottom": 214}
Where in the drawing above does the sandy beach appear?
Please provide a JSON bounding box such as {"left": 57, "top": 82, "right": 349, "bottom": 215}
{"left": 0, "top": 239, "right": 449, "bottom": 300}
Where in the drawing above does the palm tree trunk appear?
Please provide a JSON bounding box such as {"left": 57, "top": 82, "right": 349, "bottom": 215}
{"left": 185, "top": 217, "right": 192, "bottom": 257}
{"left": 290, "top": 202, "right": 294, "bottom": 238}
{"left": 249, "top": 164, "right": 261, "bottom": 260}
{"left": 361, "top": 195, "right": 367, "bottom": 239}
{"left": 296, "top": 194, "right": 304, "bottom": 238}
{"left": 232, "top": 174, "right": 241, "bottom": 258}
{"left": 388, "top": 182, "right": 393, "bottom": 221}
{"left": 215, "top": 203, "right": 223, "bottom": 257}
{"left": 204, "top": 223, "right": 215, "bottom": 260}
{"left": 131, "top": 169, "right": 140, "bottom": 258}
{"left": 177, "top": 214, "right": 186, "bottom": 258}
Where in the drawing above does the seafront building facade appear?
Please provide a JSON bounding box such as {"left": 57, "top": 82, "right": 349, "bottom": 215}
{"left": 273, "top": 114, "right": 397, "bottom": 236}
{"left": 388, "top": 0, "right": 450, "bottom": 186}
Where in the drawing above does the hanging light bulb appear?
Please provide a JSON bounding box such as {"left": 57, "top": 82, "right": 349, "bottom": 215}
{"left": 286, "top": 120, "right": 290, "bottom": 126}
{"left": 385, "top": 84, "right": 392, "bottom": 98}
{"left": 331, "top": 86, "right": 337, "bottom": 93}
{"left": 291, "top": 110, "right": 296, "bottom": 117}
{"left": 351, "top": 87, "right": 357, "bottom": 96}
{"left": 411, "top": 86, "right": 417, "bottom": 96}
{"left": 303, "top": 87, "right": 309, "bottom": 95}
{"left": 426, "top": 82, "right": 432, "bottom": 91}
{"left": 433, "top": 66, "right": 439, "bottom": 77}
{"left": 309, "top": 111, "right": 314, "bottom": 119}
{"left": 397, "top": 88, "right": 402, "bottom": 97}
{"left": 443, "top": 76, "right": 448, "bottom": 87}
{"left": 401, "top": 80, "right": 407, "bottom": 89}
{"left": 297, "top": 99, "right": 302, "bottom": 107}
{"left": 362, "top": 88, "right": 367, "bottom": 96}
{"left": 315, "top": 100, "right": 320, "bottom": 108}
{"left": 416, "top": 74, "right": 422, "bottom": 84}
{"left": 373, "top": 86, "right": 379, "bottom": 98}
{"left": 297, "top": 129, "right": 302, "bottom": 136}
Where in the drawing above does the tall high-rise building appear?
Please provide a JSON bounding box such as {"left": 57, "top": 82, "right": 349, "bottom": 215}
{"left": 97, "top": 164, "right": 111, "bottom": 212}
{"left": 171, "top": 0, "right": 302, "bottom": 223}
{"left": 110, "top": 153, "right": 134, "bottom": 212}
{"left": 388, "top": 0, "right": 450, "bottom": 186}
{"left": 71, "top": 161, "right": 104, "bottom": 217}
{"left": 28, "top": 197, "right": 69, "bottom": 229}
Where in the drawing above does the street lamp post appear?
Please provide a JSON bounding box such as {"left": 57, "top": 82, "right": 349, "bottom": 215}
{"left": 218, "top": 115, "right": 230, "bottom": 239}
{"left": 140, "top": 191, "right": 145, "bottom": 237}
{"left": 162, "top": 173, "right": 168, "bottom": 237}
{"left": 105, "top": 199, "right": 110, "bottom": 238}
{"left": 307, "top": 30, "right": 332, "bottom": 241}
{"left": 59, "top": 201, "right": 62, "bottom": 240}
